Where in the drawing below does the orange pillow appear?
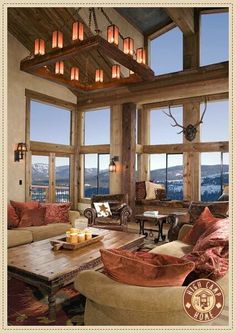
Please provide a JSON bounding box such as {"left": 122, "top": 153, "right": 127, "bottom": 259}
{"left": 10, "top": 200, "right": 39, "bottom": 220}
{"left": 100, "top": 249, "right": 195, "bottom": 287}
{"left": 8, "top": 204, "right": 20, "bottom": 228}
{"left": 18, "top": 206, "right": 47, "bottom": 227}
{"left": 182, "top": 207, "right": 220, "bottom": 245}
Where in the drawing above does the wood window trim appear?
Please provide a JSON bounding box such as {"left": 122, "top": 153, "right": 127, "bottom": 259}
{"left": 25, "top": 90, "right": 78, "bottom": 208}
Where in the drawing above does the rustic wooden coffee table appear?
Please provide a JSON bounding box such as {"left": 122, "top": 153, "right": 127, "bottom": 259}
{"left": 8, "top": 228, "right": 145, "bottom": 320}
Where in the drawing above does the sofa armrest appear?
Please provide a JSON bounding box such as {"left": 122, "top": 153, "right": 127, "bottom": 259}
{"left": 69, "top": 210, "right": 80, "bottom": 227}
{"left": 119, "top": 205, "right": 132, "bottom": 226}
{"left": 178, "top": 224, "right": 193, "bottom": 241}
{"left": 75, "top": 270, "right": 185, "bottom": 312}
{"left": 84, "top": 207, "right": 97, "bottom": 226}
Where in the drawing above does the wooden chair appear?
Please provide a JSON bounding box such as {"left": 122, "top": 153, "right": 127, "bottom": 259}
{"left": 84, "top": 194, "right": 132, "bottom": 231}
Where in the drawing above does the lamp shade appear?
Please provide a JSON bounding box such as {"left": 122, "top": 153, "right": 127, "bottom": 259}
{"left": 112, "top": 64, "right": 120, "bottom": 79}
{"left": 123, "top": 37, "right": 134, "bottom": 56}
{"left": 107, "top": 25, "right": 119, "bottom": 46}
{"left": 71, "top": 67, "right": 79, "bottom": 81}
{"left": 95, "top": 69, "right": 104, "bottom": 83}
{"left": 136, "top": 48, "right": 146, "bottom": 64}
{"left": 52, "top": 30, "right": 63, "bottom": 48}
{"left": 72, "top": 21, "right": 84, "bottom": 41}
{"left": 109, "top": 158, "right": 116, "bottom": 172}
{"left": 55, "top": 61, "right": 64, "bottom": 75}
{"left": 34, "top": 38, "right": 45, "bottom": 55}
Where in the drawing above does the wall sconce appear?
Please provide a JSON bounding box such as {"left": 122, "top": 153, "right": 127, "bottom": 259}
{"left": 14, "top": 143, "right": 27, "bottom": 162}
{"left": 109, "top": 156, "right": 119, "bottom": 172}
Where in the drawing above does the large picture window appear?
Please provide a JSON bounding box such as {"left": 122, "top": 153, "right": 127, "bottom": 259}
{"left": 150, "top": 153, "right": 183, "bottom": 200}
{"left": 84, "top": 154, "right": 110, "bottom": 198}
{"left": 150, "top": 106, "right": 183, "bottom": 144}
{"left": 84, "top": 107, "right": 110, "bottom": 145}
{"left": 201, "top": 152, "right": 229, "bottom": 201}
{"left": 30, "top": 100, "right": 71, "bottom": 145}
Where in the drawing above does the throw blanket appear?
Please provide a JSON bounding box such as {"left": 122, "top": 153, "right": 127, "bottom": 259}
{"left": 182, "top": 218, "right": 229, "bottom": 282}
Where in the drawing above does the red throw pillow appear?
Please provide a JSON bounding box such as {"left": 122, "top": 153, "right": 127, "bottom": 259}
{"left": 182, "top": 207, "right": 220, "bottom": 245}
{"left": 41, "top": 203, "right": 71, "bottom": 224}
{"left": 10, "top": 200, "right": 39, "bottom": 219}
{"left": 8, "top": 204, "right": 20, "bottom": 228}
{"left": 100, "top": 249, "right": 195, "bottom": 287}
{"left": 19, "top": 206, "right": 47, "bottom": 227}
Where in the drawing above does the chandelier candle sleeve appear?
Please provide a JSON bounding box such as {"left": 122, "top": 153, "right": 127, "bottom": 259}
{"left": 34, "top": 39, "right": 45, "bottom": 55}
{"left": 72, "top": 21, "right": 84, "bottom": 41}
{"left": 52, "top": 30, "right": 63, "bottom": 48}
{"left": 95, "top": 69, "right": 104, "bottom": 83}
{"left": 123, "top": 37, "right": 134, "bottom": 56}
{"left": 107, "top": 25, "right": 119, "bottom": 46}
{"left": 112, "top": 64, "right": 120, "bottom": 79}
{"left": 55, "top": 61, "right": 64, "bottom": 75}
{"left": 71, "top": 67, "right": 79, "bottom": 81}
{"left": 136, "top": 48, "right": 146, "bottom": 64}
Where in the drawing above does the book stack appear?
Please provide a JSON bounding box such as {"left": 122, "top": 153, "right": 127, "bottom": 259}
{"left": 143, "top": 211, "right": 159, "bottom": 218}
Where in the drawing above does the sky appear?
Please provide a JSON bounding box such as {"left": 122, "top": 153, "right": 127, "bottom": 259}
{"left": 30, "top": 12, "right": 229, "bottom": 170}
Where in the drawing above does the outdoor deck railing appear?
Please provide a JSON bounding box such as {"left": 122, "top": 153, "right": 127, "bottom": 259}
{"left": 31, "top": 185, "right": 70, "bottom": 202}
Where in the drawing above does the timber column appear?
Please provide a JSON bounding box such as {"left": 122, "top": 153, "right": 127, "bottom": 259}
{"left": 183, "top": 11, "right": 200, "bottom": 201}
{"left": 122, "top": 102, "right": 136, "bottom": 213}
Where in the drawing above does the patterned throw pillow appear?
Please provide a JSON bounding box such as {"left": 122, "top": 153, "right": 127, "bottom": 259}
{"left": 40, "top": 203, "right": 71, "bottom": 224}
{"left": 145, "top": 181, "right": 165, "bottom": 200}
{"left": 94, "top": 202, "right": 112, "bottom": 217}
{"left": 10, "top": 200, "right": 39, "bottom": 219}
{"left": 135, "top": 181, "right": 146, "bottom": 200}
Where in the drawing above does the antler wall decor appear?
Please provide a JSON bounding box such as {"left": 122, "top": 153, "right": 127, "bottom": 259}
{"left": 163, "top": 98, "right": 208, "bottom": 142}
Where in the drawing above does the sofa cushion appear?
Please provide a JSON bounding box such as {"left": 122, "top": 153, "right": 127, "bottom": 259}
{"left": 8, "top": 204, "right": 20, "bottom": 228}
{"left": 8, "top": 229, "right": 33, "bottom": 248}
{"left": 18, "top": 223, "right": 71, "bottom": 241}
{"left": 10, "top": 200, "right": 39, "bottom": 220}
{"left": 18, "top": 206, "right": 47, "bottom": 227}
{"left": 182, "top": 207, "right": 220, "bottom": 245}
{"left": 100, "top": 249, "right": 195, "bottom": 287}
{"left": 150, "top": 240, "right": 193, "bottom": 258}
{"left": 40, "top": 203, "right": 71, "bottom": 224}
{"left": 135, "top": 181, "right": 146, "bottom": 200}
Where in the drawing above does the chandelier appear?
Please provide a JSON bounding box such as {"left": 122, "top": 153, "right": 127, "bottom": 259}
{"left": 20, "top": 8, "right": 155, "bottom": 92}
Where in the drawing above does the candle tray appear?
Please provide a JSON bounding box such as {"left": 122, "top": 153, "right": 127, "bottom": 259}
{"left": 50, "top": 232, "right": 105, "bottom": 251}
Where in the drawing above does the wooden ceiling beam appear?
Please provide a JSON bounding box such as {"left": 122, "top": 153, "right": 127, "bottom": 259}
{"left": 20, "top": 35, "right": 155, "bottom": 81}
{"left": 76, "top": 62, "right": 228, "bottom": 109}
{"left": 164, "top": 8, "right": 195, "bottom": 35}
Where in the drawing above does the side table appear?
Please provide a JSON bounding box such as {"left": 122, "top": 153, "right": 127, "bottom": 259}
{"left": 135, "top": 214, "right": 169, "bottom": 243}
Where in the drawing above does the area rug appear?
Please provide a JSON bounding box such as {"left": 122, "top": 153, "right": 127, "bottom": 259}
{"left": 8, "top": 277, "right": 85, "bottom": 326}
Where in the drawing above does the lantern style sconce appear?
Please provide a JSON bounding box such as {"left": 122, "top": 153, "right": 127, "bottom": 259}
{"left": 55, "top": 61, "right": 64, "bottom": 75}
{"left": 14, "top": 143, "right": 27, "bottom": 162}
{"left": 109, "top": 156, "right": 119, "bottom": 172}
{"left": 72, "top": 21, "right": 84, "bottom": 41}
{"left": 112, "top": 64, "right": 120, "bottom": 79}
{"left": 34, "top": 38, "right": 45, "bottom": 56}
{"left": 123, "top": 37, "right": 134, "bottom": 56}
{"left": 136, "top": 48, "right": 146, "bottom": 64}
{"left": 107, "top": 25, "right": 119, "bottom": 46}
{"left": 71, "top": 67, "right": 79, "bottom": 81}
{"left": 95, "top": 69, "right": 104, "bottom": 83}
{"left": 52, "top": 30, "right": 63, "bottom": 49}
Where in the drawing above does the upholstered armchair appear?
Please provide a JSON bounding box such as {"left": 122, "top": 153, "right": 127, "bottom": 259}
{"left": 84, "top": 194, "right": 132, "bottom": 231}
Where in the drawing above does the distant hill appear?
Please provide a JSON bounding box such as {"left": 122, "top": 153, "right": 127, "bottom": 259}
{"left": 32, "top": 163, "right": 229, "bottom": 185}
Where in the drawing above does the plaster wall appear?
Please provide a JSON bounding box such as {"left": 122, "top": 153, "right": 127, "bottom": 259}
{"left": 7, "top": 33, "right": 76, "bottom": 202}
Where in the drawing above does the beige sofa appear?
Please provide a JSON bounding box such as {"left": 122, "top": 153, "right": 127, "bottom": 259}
{"left": 8, "top": 210, "right": 80, "bottom": 248}
{"left": 75, "top": 224, "right": 229, "bottom": 326}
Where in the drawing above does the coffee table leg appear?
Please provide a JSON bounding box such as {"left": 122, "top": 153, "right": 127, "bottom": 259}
{"left": 48, "top": 291, "right": 57, "bottom": 321}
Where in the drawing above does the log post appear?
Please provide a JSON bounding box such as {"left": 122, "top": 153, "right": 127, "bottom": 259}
{"left": 122, "top": 102, "right": 137, "bottom": 213}
{"left": 137, "top": 106, "right": 150, "bottom": 181}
